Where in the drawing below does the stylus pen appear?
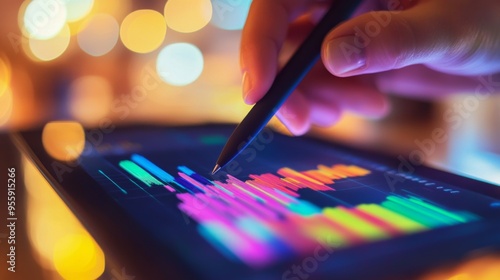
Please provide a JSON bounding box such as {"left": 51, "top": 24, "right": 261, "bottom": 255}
{"left": 212, "top": 0, "right": 363, "bottom": 175}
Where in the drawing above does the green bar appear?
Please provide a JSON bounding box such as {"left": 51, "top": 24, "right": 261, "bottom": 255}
{"left": 200, "top": 135, "right": 227, "bottom": 145}
{"left": 119, "top": 160, "right": 163, "bottom": 187}
{"left": 357, "top": 204, "right": 426, "bottom": 233}
{"left": 407, "top": 196, "right": 472, "bottom": 223}
{"left": 386, "top": 196, "right": 456, "bottom": 226}
{"left": 456, "top": 211, "right": 479, "bottom": 221}
{"left": 381, "top": 201, "right": 443, "bottom": 228}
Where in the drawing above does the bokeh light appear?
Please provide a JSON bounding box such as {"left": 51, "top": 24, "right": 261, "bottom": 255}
{"left": 42, "top": 121, "right": 85, "bottom": 161}
{"left": 77, "top": 14, "right": 119, "bottom": 56}
{"left": 164, "top": 0, "right": 212, "bottom": 33}
{"left": 24, "top": 156, "right": 105, "bottom": 278}
{"left": 69, "top": 76, "right": 114, "bottom": 124}
{"left": 0, "top": 89, "right": 13, "bottom": 128}
{"left": 0, "top": 56, "right": 13, "bottom": 128}
{"left": 29, "top": 24, "right": 70, "bottom": 61}
{"left": 156, "top": 43, "right": 204, "bottom": 86}
{"left": 17, "top": 0, "right": 31, "bottom": 37}
{"left": 64, "top": 0, "right": 94, "bottom": 22}
{"left": 0, "top": 55, "right": 11, "bottom": 96}
{"left": 54, "top": 233, "right": 105, "bottom": 279}
{"left": 210, "top": 0, "right": 252, "bottom": 30}
{"left": 120, "top": 9, "right": 167, "bottom": 54}
{"left": 90, "top": 0, "right": 131, "bottom": 19}
{"left": 24, "top": 0, "right": 68, "bottom": 40}
{"left": 3, "top": 67, "right": 37, "bottom": 129}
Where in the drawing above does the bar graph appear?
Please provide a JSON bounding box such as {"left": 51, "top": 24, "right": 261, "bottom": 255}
{"left": 111, "top": 153, "right": 478, "bottom": 267}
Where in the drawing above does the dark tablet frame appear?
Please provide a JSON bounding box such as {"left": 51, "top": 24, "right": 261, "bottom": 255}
{"left": 12, "top": 124, "right": 500, "bottom": 280}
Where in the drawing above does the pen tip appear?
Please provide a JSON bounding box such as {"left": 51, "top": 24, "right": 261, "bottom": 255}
{"left": 211, "top": 164, "right": 221, "bottom": 175}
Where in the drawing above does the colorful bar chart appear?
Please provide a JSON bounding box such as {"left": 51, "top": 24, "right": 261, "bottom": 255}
{"left": 116, "top": 154, "right": 478, "bottom": 267}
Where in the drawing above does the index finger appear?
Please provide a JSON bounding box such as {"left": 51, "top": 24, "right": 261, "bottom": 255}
{"left": 240, "top": 0, "right": 318, "bottom": 104}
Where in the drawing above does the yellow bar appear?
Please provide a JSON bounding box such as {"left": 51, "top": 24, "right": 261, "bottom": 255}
{"left": 308, "top": 224, "right": 349, "bottom": 248}
{"left": 323, "top": 207, "right": 389, "bottom": 240}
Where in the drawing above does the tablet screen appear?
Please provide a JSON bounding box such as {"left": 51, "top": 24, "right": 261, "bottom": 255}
{"left": 76, "top": 125, "right": 499, "bottom": 273}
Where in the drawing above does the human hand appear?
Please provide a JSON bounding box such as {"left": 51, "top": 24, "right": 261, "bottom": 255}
{"left": 240, "top": 0, "right": 500, "bottom": 135}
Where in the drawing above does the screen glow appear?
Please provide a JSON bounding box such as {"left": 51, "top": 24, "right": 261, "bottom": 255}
{"left": 116, "top": 154, "right": 478, "bottom": 267}
{"left": 75, "top": 126, "right": 498, "bottom": 276}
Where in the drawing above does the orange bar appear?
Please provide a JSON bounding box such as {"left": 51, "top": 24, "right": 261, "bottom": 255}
{"left": 279, "top": 168, "right": 332, "bottom": 191}
{"left": 278, "top": 168, "right": 324, "bottom": 185}
{"left": 331, "top": 165, "right": 358, "bottom": 177}
{"left": 346, "top": 165, "right": 370, "bottom": 176}
{"left": 318, "top": 165, "right": 346, "bottom": 179}
{"left": 304, "top": 170, "right": 334, "bottom": 184}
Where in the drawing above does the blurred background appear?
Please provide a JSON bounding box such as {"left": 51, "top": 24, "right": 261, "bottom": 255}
{"left": 1, "top": 0, "right": 500, "bottom": 279}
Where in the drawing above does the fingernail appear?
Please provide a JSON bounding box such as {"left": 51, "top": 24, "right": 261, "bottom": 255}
{"left": 325, "top": 36, "right": 366, "bottom": 75}
{"left": 242, "top": 71, "right": 252, "bottom": 103}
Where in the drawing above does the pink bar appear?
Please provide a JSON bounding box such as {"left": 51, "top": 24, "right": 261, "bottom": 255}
{"left": 178, "top": 172, "right": 210, "bottom": 193}
{"left": 164, "top": 185, "right": 176, "bottom": 192}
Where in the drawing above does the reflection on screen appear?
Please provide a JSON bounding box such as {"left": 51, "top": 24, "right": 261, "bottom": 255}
{"left": 101, "top": 153, "right": 479, "bottom": 267}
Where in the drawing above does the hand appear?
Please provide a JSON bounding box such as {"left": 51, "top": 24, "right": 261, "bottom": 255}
{"left": 240, "top": 0, "right": 500, "bottom": 135}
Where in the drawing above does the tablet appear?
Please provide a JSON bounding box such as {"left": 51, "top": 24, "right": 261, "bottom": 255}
{"left": 13, "top": 124, "right": 500, "bottom": 279}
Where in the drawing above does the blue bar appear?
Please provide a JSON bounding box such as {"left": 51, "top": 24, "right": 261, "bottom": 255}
{"left": 131, "top": 154, "right": 175, "bottom": 183}
{"left": 178, "top": 166, "right": 195, "bottom": 176}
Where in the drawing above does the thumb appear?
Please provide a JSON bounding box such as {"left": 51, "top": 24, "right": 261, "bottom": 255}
{"left": 322, "top": 1, "right": 500, "bottom": 77}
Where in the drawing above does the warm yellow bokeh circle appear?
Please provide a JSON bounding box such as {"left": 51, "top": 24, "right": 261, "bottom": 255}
{"left": 164, "top": 0, "right": 212, "bottom": 33}
{"left": 120, "top": 9, "right": 167, "bottom": 54}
